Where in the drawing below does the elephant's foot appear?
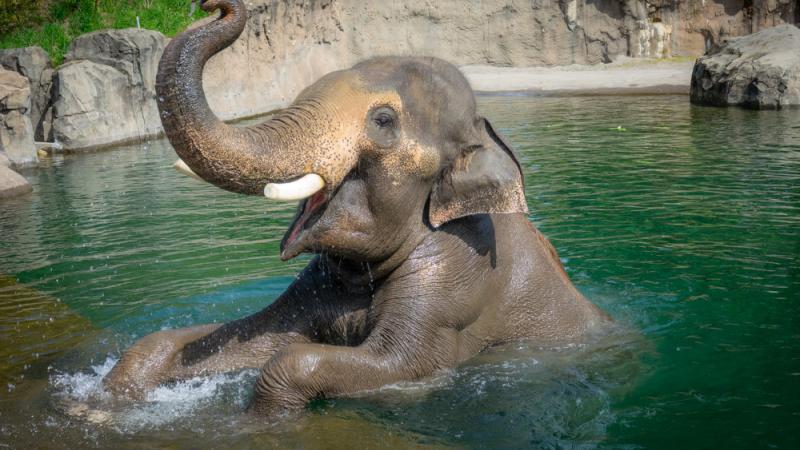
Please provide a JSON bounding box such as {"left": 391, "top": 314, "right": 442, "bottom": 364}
{"left": 104, "top": 324, "right": 221, "bottom": 399}
{"left": 63, "top": 399, "right": 113, "bottom": 425}
{"left": 104, "top": 318, "right": 313, "bottom": 400}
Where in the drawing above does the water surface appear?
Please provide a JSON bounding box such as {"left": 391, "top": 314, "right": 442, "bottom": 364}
{"left": 1, "top": 95, "right": 798, "bottom": 448}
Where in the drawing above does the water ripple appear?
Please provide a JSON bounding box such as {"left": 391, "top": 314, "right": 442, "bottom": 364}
{"left": 1, "top": 95, "right": 798, "bottom": 448}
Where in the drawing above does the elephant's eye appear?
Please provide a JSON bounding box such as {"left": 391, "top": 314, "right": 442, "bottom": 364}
{"left": 374, "top": 112, "right": 394, "bottom": 128}
{"left": 367, "top": 106, "right": 399, "bottom": 148}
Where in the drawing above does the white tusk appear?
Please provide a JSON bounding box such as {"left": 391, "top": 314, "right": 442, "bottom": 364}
{"left": 173, "top": 159, "right": 204, "bottom": 182}
{"left": 264, "top": 173, "right": 325, "bottom": 201}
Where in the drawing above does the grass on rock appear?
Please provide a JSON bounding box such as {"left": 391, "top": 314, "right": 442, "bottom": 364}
{"left": 0, "top": 0, "right": 207, "bottom": 65}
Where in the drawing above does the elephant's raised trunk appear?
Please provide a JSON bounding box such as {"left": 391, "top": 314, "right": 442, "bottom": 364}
{"left": 156, "top": 0, "right": 326, "bottom": 196}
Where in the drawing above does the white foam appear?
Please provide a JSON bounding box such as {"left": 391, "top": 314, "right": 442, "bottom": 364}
{"left": 122, "top": 370, "right": 256, "bottom": 429}
{"left": 51, "top": 356, "right": 257, "bottom": 431}
{"left": 51, "top": 357, "right": 117, "bottom": 401}
{"left": 146, "top": 369, "right": 255, "bottom": 404}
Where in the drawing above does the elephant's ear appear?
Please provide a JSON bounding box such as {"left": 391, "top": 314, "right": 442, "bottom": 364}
{"left": 428, "top": 118, "right": 528, "bottom": 228}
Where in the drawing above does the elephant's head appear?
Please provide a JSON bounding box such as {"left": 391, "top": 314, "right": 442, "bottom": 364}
{"left": 157, "top": 0, "right": 528, "bottom": 262}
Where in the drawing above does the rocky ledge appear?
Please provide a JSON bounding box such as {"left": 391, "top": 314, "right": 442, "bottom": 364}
{"left": 690, "top": 24, "right": 800, "bottom": 109}
{"left": 0, "top": 68, "right": 36, "bottom": 198}
{"left": 0, "top": 0, "right": 796, "bottom": 162}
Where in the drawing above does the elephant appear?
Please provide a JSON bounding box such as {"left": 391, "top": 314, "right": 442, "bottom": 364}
{"left": 104, "top": 0, "right": 610, "bottom": 415}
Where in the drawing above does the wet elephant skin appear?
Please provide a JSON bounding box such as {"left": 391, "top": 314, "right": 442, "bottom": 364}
{"left": 104, "top": 0, "right": 611, "bottom": 415}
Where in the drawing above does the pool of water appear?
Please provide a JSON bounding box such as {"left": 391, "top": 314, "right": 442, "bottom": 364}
{"left": 1, "top": 95, "right": 798, "bottom": 448}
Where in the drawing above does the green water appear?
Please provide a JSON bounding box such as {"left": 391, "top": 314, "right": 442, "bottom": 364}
{"left": 0, "top": 95, "right": 798, "bottom": 448}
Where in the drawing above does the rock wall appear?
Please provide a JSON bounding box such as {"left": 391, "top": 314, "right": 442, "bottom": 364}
{"left": 202, "top": 0, "right": 798, "bottom": 120}
{"left": 51, "top": 29, "right": 166, "bottom": 150}
{"left": 0, "top": 46, "right": 54, "bottom": 141}
{"left": 204, "top": 0, "right": 634, "bottom": 119}
{"left": 0, "top": 0, "right": 796, "bottom": 152}
{"left": 0, "top": 68, "right": 34, "bottom": 199}
{"left": 0, "top": 68, "right": 37, "bottom": 168}
{"left": 634, "top": 0, "right": 799, "bottom": 57}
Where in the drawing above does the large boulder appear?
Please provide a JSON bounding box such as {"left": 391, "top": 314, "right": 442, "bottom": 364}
{"left": 690, "top": 24, "right": 800, "bottom": 109}
{"left": 0, "top": 115, "right": 32, "bottom": 198}
{"left": 52, "top": 60, "right": 148, "bottom": 150}
{"left": 0, "top": 46, "right": 54, "bottom": 141}
{"left": 64, "top": 28, "right": 165, "bottom": 91}
{"left": 51, "top": 29, "right": 166, "bottom": 150}
{"left": 0, "top": 68, "right": 38, "bottom": 168}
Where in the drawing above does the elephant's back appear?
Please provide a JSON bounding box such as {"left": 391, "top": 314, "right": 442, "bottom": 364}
{"left": 487, "top": 213, "right": 611, "bottom": 344}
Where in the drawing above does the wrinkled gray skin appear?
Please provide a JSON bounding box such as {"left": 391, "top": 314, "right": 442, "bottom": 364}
{"left": 104, "top": 0, "right": 610, "bottom": 415}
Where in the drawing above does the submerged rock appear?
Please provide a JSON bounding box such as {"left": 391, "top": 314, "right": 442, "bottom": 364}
{"left": 0, "top": 46, "right": 54, "bottom": 141}
{"left": 690, "top": 25, "right": 800, "bottom": 109}
{"left": 0, "top": 165, "right": 31, "bottom": 199}
{"left": 0, "top": 275, "right": 96, "bottom": 388}
{"left": 51, "top": 29, "right": 166, "bottom": 150}
{"left": 0, "top": 68, "right": 38, "bottom": 168}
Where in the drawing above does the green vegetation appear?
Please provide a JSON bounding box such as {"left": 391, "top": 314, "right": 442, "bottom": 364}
{"left": 0, "top": 0, "right": 206, "bottom": 65}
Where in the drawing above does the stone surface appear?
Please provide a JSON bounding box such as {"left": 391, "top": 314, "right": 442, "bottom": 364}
{"left": 0, "top": 46, "right": 54, "bottom": 141}
{"left": 624, "top": 0, "right": 798, "bottom": 57}
{"left": 51, "top": 28, "right": 166, "bottom": 150}
{"left": 462, "top": 60, "right": 693, "bottom": 94}
{"left": 0, "top": 68, "right": 38, "bottom": 168}
{"left": 200, "top": 0, "right": 798, "bottom": 120}
{"left": 0, "top": 165, "right": 32, "bottom": 199}
{"left": 1, "top": 1, "right": 795, "bottom": 151}
{"left": 690, "top": 24, "right": 800, "bottom": 109}
{"left": 65, "top": 28, "right": 165, "bottom": 91}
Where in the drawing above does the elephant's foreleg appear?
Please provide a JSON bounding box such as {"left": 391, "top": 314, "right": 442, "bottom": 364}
{"left": 248, "top": 327, "right": 459, "bottom": 415}
{"left": 104, "top": 297, "right": 314, "bottom": 399}
{"left": 105, "top": 324, "right": 223, "bottom": 398}
{"left": 168, "top": 315, "right": 313, "bottom": 379}
{"left": 105, "top": 258, "right": 366, "bottom": 399}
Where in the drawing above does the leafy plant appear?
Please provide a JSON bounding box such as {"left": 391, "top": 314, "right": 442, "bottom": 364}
{"left": 0, "top": 0, "right": 206, "bottom": 65}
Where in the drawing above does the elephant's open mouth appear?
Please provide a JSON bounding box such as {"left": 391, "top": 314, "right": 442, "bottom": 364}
{"left": 280, "top": 190, "right": 329, "bottom": 260}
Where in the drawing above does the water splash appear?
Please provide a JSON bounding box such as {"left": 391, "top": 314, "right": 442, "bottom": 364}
{"left": 51, "top": 357, "right": 116, "bottom": 402}
{"left": 121, "top": 369, "right": 257, "bottom": 431}
{"left": 51, "top": 356, "right": 258, "bottom": 432}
